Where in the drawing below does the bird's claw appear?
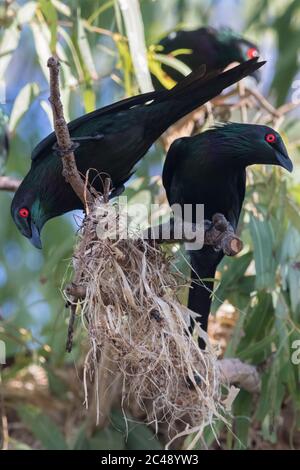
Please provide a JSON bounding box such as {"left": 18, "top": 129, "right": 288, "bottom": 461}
{"left": 52, "top": 141, "right": 80, "bottom": 157}
{"left": 212, "top": 213, "right": 230, "bottom": 232}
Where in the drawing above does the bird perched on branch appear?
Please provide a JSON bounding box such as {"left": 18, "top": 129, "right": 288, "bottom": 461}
{"left": 11, "top": 59, "right": 264, "bottom": 249}
{"left": 162, "top": 123, "right": 293, "bottom": 347}
{"left": 153, "top": 26, "right": 261, "bottom": 89}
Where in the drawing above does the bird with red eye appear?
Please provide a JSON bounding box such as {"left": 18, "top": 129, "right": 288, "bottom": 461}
{"left": 19, "top": 207, "right": 29, "bottom": 218}
{"left": 265, "top": 133, "right": 277, "bottom": 144}
{"left": 247, "top": 47, "right": 259, "bottom": 60}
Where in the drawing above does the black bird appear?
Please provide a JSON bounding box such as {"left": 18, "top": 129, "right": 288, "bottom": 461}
{"left": 11, "top": 59, "right": 264, "bottom": 249}
{"left": 154, "top": 26, "right": 261, "bottom": 89}
{"left": 162, "top": 123, "right": 293, "bottom": 347}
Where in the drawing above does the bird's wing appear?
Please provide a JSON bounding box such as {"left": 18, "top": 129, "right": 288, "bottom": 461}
{"left": 31, "top": 89, "right": 166, "bottom": 162}
{"left": 162, "top": 138, "right": 186, "bottom": 204}
{"left": 31, "top": 64, "right": 213, "bottom": 163}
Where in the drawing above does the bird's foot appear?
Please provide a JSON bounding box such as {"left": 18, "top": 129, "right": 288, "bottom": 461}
{"left": 52, "top": 141, "right": 79, "bottom": 157}
{"left": 211, "top": 213, "right": 231, "bottom": 233}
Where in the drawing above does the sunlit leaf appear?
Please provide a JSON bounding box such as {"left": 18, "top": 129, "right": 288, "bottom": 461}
{"left": 52, "top": 0, "right": 71, "bottom": 17}
{"left": 77, "top": 17, "right": 98, "bottom": 81}
{"left": 39, "top": 0, "right": 58, "bottom": 53}
{"left": 249, "top": 215, "right": 277, "bottom": 290}
{"left": 8, "top": 83, "right": 40, "bottom": 132}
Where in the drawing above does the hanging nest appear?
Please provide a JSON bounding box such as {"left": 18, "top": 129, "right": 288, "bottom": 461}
{"left": 63, "top": 200, "right": 227, "bottom": 448}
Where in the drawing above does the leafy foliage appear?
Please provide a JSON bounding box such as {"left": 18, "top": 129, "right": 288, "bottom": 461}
{"left": 0, "top": 0, "right": 299, "bottom": 451}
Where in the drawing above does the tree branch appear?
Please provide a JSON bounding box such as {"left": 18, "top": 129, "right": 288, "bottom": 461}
{"left": 47, "top": 56, "right": 93, "bottom": 208}
{"left": 144, "top": 213, "right": 243, "bottom": 257}
{"left": 0, "top": 176, "right": 21, "bottom": 192}
{"left": 218, "top": 358, "right": 261, "bottom": 394}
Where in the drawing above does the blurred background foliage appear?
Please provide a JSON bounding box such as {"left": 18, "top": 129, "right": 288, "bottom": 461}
{"left": 0, "top": 0, "right": 300, "bottom": 450}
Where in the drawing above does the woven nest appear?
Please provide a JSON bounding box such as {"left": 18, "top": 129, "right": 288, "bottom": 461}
{"left": 64, "top": 201, "right": 227, "bottom": 448}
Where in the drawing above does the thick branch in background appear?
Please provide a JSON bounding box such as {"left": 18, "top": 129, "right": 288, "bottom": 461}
{"left": 0, "top": 176, "right": 21, "bottom": 191}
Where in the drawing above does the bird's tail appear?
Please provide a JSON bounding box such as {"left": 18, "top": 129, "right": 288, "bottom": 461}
{"left": 151, "top": 58, "right": 265, "bottom": 132}
{"left": 188, "top": 247, "right": 223, "bottom": 349}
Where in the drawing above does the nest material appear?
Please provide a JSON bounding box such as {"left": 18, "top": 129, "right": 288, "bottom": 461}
{"left": 65, "top": 202, "right": 227, "bottom": 448}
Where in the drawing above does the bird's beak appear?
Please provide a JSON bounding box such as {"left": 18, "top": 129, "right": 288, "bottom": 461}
{"left": 275, "top": 143, "right": 293, "bottom": 173}
{"left": 29, "top": 221, "right": 42, "bottom": 249}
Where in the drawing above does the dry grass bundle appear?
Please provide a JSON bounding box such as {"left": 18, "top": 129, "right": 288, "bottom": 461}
{"left": 64, "top": 201, "right": 227, "bottom": 449}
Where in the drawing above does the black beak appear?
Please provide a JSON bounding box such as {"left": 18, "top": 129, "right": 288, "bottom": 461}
{"left": 29, "top": 221, "right": 42, "bottom": 249}
{"left": 275, "top": 143, "right": 293, "bottom": 173}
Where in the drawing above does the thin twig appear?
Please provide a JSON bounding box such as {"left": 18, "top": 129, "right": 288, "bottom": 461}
{"left": 47, "top": 56, "right": 94, "bottom": 207}
{"left": 244, "top": 86, "right": 280, "bottom": 118}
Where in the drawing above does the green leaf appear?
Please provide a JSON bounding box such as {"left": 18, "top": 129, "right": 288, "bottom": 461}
{"left": 52, "top": 0, "right": 71, "bottom": 17}
{"left": 233, "top": 390, "right": 252, "bottom": 450}
{"left": 8, "top": 83, "right": 40, "bottom": 132}
{"left": 83, "top": 86, "right": 96, "bottom": 114}
{"left": 126, "top": 423, "right": 163, "bottom": 450}
{"left": 249, "top": 215, "right": 277, "bottom": 290}
{"left": 89, "top": 427, "right": 125, "bottom": 450}
{"left": 240, "top": 293, "right": 274, "bottom": 345}
{"left": 286, "top": 198, "right": 300, "bottom": 232}
{"left": 110, "top": 409, "right": 162, "bottom": 450}
{"left": 0, "top": 22, "right": 21, "bottom": 80}
{"left": 238, "top": 334, "right": 276, "bottom": 361}
{"left": 87, "top": 0, "right": 114, "bottom": 25}
{"left": 39, "top": 0, "right": 58, "bottom": 53}
{"left": 152, "top": 53, "right": 192, "bottom": 77}
{"left": 77, "top": 17, "right": 98, "bottom": 81}
{"left": 17, "top": 405, "right": 68, "bottom": 450}
{"left": 149, "top": 52, "right": 192, "bottom": 89}
{"left": 71, "top": 425, "right": 90, "bottom": 450}
{"left": 211, "top": 252, "right": 253, "bottom": 314}
{"left": 17, "top": 1, "right": 37, "bottom": 24}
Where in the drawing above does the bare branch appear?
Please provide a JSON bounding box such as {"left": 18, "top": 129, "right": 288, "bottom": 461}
{"left": 144, "top": 213, "right": 243, "bottom": 257}
{"left": 47, "top": 56, "right": 93, "bottom": 208}
{"left": 0, "top": 176, "right": 21, "bottom": 192}
{"left": 218, "top": 358, "right": 261, "bottom": 394}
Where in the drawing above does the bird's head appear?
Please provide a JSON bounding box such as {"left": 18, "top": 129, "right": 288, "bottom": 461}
{"left": 10, "top": 156, "right": 75, "bottom": 249}
{"left": 11, "top": 177, "right": 47, "bottom": 249}
{"left": 209, "top": 123, "right": 293, "bottom": 173}
{"left": 216, "top": 28, "right": 261, "bottom": 82}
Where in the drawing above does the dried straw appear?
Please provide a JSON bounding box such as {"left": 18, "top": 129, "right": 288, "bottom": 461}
{"left": 64, "top": 201, "right": 227, "bottom": 448}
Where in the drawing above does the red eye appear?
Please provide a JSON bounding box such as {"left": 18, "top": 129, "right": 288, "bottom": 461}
{"left": 265, "top": 133, "right": 276, "bottom": 144}
{"left": 247, "top": 47, "right": 259, "bottom": 59}
{"left": 19, "top": 208, "right": 29, "bottom": 218}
